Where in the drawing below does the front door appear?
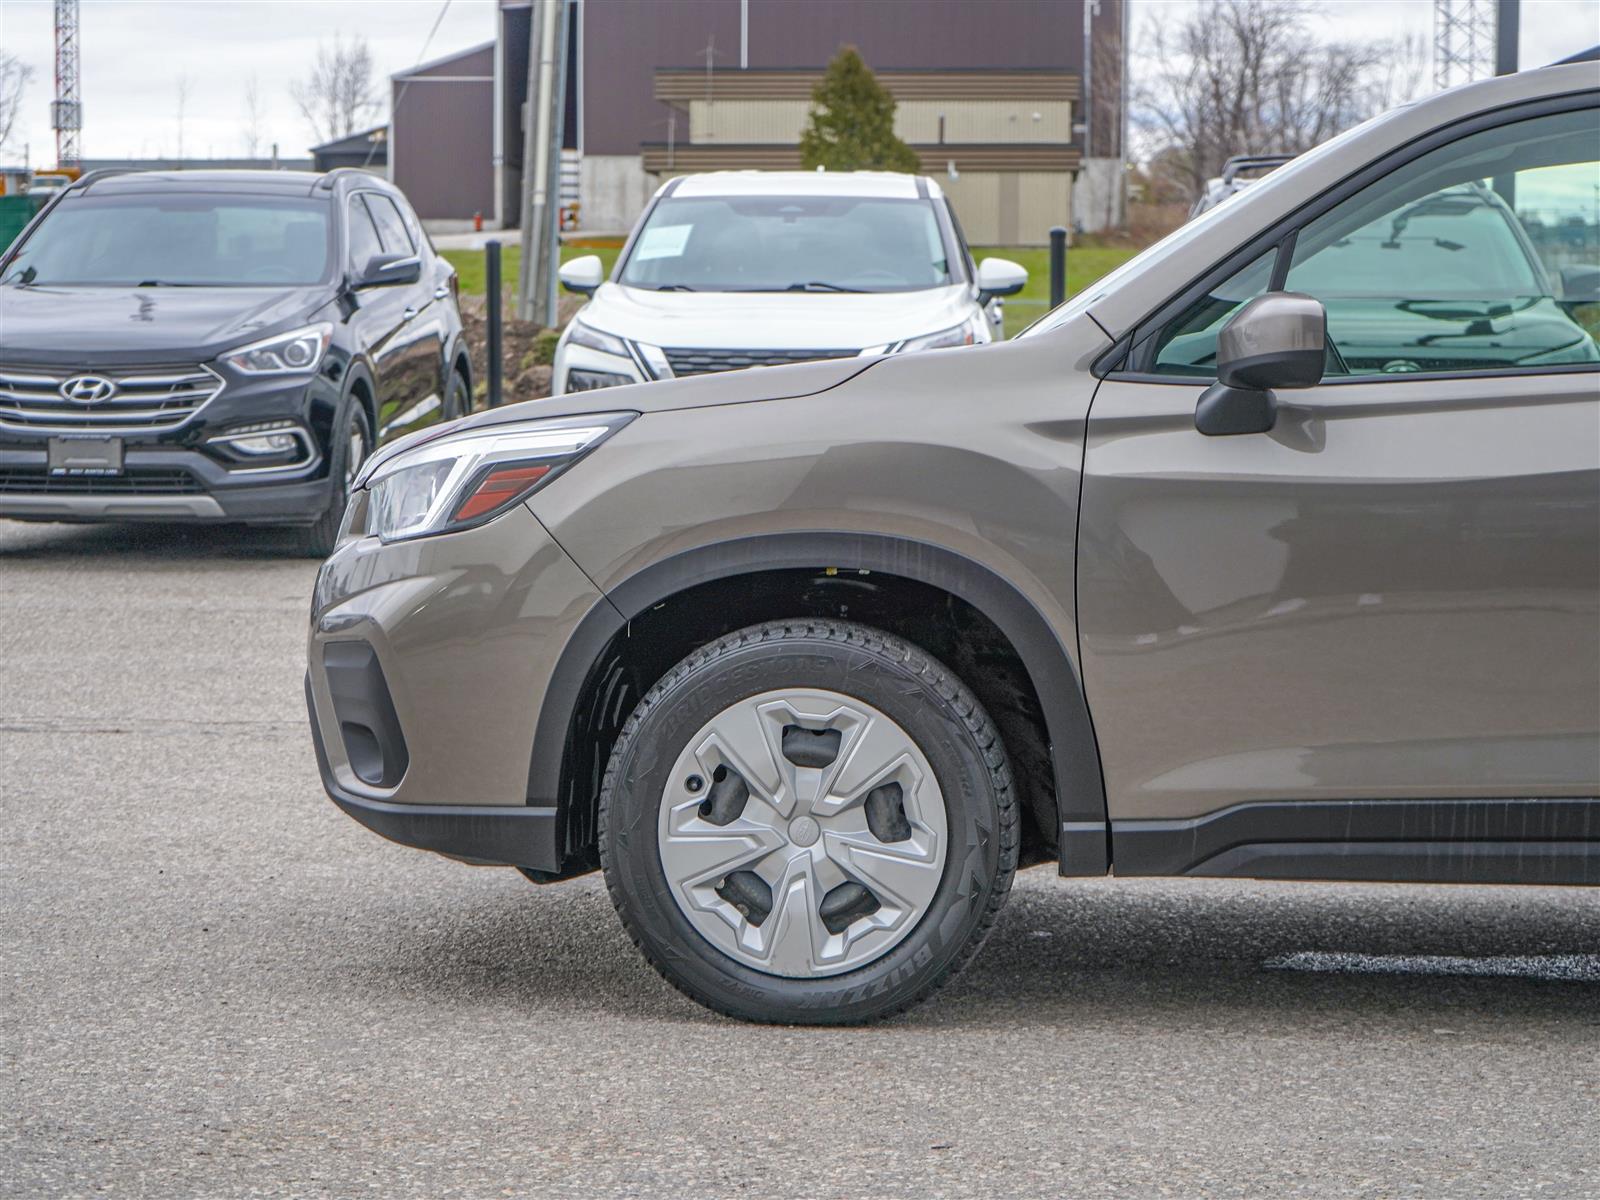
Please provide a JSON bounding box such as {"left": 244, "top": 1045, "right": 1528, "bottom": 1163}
{"left": 1078, "top": 104, "right": 1600, "bottom": 875}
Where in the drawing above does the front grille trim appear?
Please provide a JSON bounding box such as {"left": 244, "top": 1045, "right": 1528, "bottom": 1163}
{"left": 0, "top": 363, "right": 225, "bottom": 432}
{"left": 0, "top": 467, "right": 205, "bottom": 495}
{"left": 662, "top": 347, "right": 860, "bottom": 377}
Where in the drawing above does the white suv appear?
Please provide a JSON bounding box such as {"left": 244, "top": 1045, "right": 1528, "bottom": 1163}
{"left": 550, "top": 171, "right": 1026, "bottom": 393}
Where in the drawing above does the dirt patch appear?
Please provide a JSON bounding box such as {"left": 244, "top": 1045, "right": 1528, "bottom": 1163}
{"left": 458, "top": 292, "right": 585, "bottom": 407}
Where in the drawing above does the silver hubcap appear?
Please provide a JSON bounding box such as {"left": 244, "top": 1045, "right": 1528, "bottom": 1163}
{"left": 658, "top": 688, "right": 947, "bottom": 978}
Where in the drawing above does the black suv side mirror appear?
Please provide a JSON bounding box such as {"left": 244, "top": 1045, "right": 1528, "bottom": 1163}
{"left": 1195, "top": 291, "right": 1326, "bottom": 436}
{"left": 353, "top": 252, "right": 422, "bottom": 290}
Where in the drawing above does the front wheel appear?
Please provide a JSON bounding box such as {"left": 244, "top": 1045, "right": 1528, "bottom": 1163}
{"left": 599, "top": 620, "right": 1018, "bottom": 1024}
{"left": 294, "top": 401, "right": 370, "bottom": 559}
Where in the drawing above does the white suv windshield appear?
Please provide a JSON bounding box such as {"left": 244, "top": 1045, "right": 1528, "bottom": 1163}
{"left": 619, "top": 195, "right": 953, "bottom": 293}
{"left": 3, "top": 194, "right": 334, "bottom": 287}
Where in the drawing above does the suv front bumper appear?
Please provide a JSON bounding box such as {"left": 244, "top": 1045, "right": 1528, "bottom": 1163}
{"left": 305, "top": 504, "right": 606, "bottom": 872}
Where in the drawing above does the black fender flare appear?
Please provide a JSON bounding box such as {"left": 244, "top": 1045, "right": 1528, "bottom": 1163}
{"left": 526, "top": 532, "right": 1109, "bottom": 876}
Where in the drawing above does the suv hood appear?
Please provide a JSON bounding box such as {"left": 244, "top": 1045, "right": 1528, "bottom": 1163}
{"left": 0, "top": 284, "right": 326, "bottom": 366}
{"left": 579, "top": 282, "right": 976, "bottom": 351}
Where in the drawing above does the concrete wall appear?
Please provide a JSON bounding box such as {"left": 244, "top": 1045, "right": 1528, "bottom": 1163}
{"left": 579, "top": 154, "right": 656, "bottom": 232}
{"left": 1072, "top": 156, "right": 1125, "bottom": 234}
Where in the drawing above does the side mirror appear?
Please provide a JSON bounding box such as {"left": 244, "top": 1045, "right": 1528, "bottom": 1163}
{"left": 976, "top": 256, "right": 1027, "bottom": 303}
{"left": 354, "top": 252, "right": 421, "bottom": 289}
{"left": 1195, "top": 291, "right": 1326, "bottom": 436}
{"left": 1559, "top": 264, "right": 1600, "bottom": 305}
{"left": 559, "top": 254, "right": 604, "bottom": 295}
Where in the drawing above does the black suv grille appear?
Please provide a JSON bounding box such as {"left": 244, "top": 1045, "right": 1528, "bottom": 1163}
{"left": 0, "top": 468, "right": 204, "bottom": 495}
{"left": 663, "top": 347, "right": 859, "bottom": 377}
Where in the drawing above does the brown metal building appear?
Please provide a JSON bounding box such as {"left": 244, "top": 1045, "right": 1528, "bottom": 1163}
{"left": 392, "top": 0, "right": 1125, "bottom": 242}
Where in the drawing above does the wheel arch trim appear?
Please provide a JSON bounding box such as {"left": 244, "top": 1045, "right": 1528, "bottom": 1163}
{"left": 526, "top": 531, "right": 1110, "bottom": 876}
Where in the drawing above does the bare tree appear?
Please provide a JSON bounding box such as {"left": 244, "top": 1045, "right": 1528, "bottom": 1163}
{"left": 241, "top": 73, "right": 265, "bottom": 159}
{"left": 290, "top": 34, "right": 379, "bottom": 146}
{"left": 1137, "top": 0, "right": 1386, "bottom": 202}
{"left": 0, "top": 51, "right": 35, "bottom": 158}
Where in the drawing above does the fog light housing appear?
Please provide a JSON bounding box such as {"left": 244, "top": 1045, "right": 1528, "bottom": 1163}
{"left": 207, "top": 420, "right": 316, "bottom": 471}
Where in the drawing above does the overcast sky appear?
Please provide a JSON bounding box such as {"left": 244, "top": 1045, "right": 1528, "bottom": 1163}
{"left": 1, "top": 0, "right": 1596, "bottom": 165}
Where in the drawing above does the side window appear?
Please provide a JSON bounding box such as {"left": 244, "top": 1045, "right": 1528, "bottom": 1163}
{"left": 1285, "top": 108, "right": 1599, "bottom": 375}
{"left": 1148, "top": 250, "right": 1274, "bottom": 376}
{"left": 346, "top": 196, "right": 383, "bottom": 272}
{"left": 364, "top": 193, "right": 417, "bottom": 256}
{"left": 1144, "top": 106, "right": 1599, "bottom": 379}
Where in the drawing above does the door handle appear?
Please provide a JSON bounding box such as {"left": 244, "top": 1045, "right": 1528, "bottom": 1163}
{"left": 433, "top": 286, "right": 449, "bottom": 300}
{"left": 403, "top": 306, "right": 418, "bottom": 321}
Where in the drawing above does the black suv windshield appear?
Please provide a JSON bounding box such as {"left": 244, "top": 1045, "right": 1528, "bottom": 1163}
{"left": 618, "top": 195, "right": 953, "bottom": 293}
{"left": 3, "top": 193, "right": 334, "bottom": 287}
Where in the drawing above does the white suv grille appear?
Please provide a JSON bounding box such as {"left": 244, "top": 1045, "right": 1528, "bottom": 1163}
{"left": 0, "top": 364, "right": 224, "bottom": 432}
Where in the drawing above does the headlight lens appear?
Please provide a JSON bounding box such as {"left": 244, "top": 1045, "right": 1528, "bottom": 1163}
{"left": 896, "top": 322, "right": 978, "bottom": 354}
{"left": 222, "top": 323, "right": 333, "bottom": 375}
{"left": 566, "top": 318, "right": 631, "bottom": 358}
{"left": 568, "top": 368, "right": 634, "bottom": 391}
{"left": 354, "top": 413, "right": 635, "bottom": 543}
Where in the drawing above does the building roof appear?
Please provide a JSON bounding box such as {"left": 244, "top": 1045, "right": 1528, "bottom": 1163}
{"left": 309, "top": 126, "right": 387, "bottom": 156}
{"left": 669, "top": 170, "right": 940, "bottom": 199}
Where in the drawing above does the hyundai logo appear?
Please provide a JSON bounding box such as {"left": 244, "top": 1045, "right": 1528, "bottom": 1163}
{"left": 60, "top": 375, "right": 118, "bottom": 404}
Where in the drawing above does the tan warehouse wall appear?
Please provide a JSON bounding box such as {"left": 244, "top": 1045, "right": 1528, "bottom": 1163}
{"left": 687, "top": 99, "right": 1072, "bottom": 145}
{"left": 938, "top": 171, "right": 1072, "bottom": 246}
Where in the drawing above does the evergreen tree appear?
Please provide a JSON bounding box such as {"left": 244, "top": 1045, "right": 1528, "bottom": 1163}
{"left": 798, "top": 46, "right": 920, "bottom": 173}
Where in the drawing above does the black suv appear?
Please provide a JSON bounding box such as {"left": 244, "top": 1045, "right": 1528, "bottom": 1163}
{"left": 0, "top": 169, "right": 473, "bottom": 553}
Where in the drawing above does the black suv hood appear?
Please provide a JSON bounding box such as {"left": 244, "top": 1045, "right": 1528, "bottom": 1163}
{"left": 0, "top": 284, "right": 330, "bottom": 366}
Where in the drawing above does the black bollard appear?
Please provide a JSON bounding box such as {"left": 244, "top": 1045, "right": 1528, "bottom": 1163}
{"left": 485, "top": 240, "right": 504, "bottom": 408}
{"left": 1048, "top": 225, "right": 1067, "bottom": 309}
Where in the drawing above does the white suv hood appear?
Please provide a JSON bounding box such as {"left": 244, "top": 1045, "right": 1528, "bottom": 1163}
{"left": 577, "top": 282, "right": 979, "bottom": 351}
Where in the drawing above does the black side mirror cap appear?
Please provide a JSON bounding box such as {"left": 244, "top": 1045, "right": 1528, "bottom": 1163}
{"left": 1196, "top": 382, "right": 1277, "bottom": 436}
{"left": 353, "top": 252, "right": 422, "bottom": 290}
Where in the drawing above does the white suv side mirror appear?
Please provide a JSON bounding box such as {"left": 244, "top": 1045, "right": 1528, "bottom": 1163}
{"left": 558, "top": 255, "right": 604, "bottom": 296}
{"left": 976, "top": 257, "right": 1027, "bottom": 303}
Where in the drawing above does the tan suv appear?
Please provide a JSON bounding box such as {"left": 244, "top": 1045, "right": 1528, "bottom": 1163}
{"left": 306, "top": 63, "right": 1599, "bottom": 1023}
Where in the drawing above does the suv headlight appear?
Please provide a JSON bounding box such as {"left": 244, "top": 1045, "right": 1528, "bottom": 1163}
{"left": 566, "top": 317, "right": 630, "bottom": 358}
{"left": 348, "top": 413, "right": 635, "bottom": 543}
{"left": 221, "top": 323, "right": 334, "bottom": 375}
{"left": 896, "top": 322, "right": 978, "bottom": 354}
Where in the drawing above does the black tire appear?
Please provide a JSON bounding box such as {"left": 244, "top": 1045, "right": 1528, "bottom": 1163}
{"left": 294, "top": 400, "right": 371, "bottom": 559}
{"left": 443, "top": 366, "right": 470, "bottom": 422}
{"left": 599, "top": 619, "right": 1019, "bottom": 1024}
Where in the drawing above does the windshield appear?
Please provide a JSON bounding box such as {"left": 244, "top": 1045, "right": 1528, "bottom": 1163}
{"left": 618, "top": 195, "right": 954, "bottom": 293}
{"left": 1286, "top": 187, "right": 1546, "bottom": 300}
{"left": 2, "top": 193, "right": 335, "bottom": 287}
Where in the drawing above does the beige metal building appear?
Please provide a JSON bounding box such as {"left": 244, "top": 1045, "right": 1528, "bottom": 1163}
{"left": 644, "top": 69, "right": 1081, "bottom": 245}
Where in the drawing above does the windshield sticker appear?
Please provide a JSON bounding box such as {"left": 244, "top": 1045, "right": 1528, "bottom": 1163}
{"left": 634, "top": 223, "right": 692, "bottom": 261}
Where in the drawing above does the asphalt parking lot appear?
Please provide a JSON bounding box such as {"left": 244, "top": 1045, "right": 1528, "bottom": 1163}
{"left": 3, "top": 518, "right": 1597, "bottom": 1200}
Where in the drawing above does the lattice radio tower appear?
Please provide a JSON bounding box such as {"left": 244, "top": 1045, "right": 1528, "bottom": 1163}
{"left": 52, "top": 0, "right": 82, "bottom": 167}
{"left": 1433, "top": 0, "right": 1497, "bottom": 90}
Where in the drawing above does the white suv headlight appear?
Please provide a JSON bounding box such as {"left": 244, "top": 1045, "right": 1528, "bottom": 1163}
{"left": 222, "top": 323, "right": 334, "bottom": 375}
{"left": 896, "top": 322, "right": 978, "bottom": 354}
{"left": 347, "top": 413, "right": 635, "bottom": 544}
{"left": 566, "top": 317, "right": 631, "bottom": 358}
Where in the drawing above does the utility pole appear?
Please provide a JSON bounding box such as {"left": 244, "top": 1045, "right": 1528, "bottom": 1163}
{"left": 52, "top": 0, "right": 82, "bottom": 168}
{"left": 518, "top": 0, "right": 569, "bottom": 325}
{"left": 1494, "top": 0, "right": 1519, "bottom": 75}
